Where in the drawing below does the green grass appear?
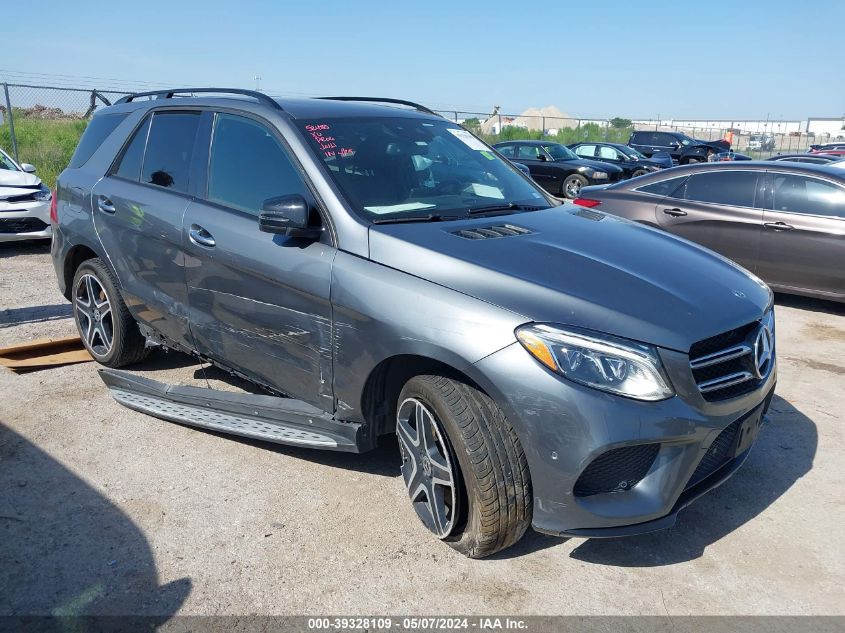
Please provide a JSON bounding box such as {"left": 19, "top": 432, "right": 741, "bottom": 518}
{"left": 0, "top": 116, "right": 87, "bottom": 189}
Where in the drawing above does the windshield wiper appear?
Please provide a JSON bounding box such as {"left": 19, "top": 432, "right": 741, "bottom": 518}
{"left": 466, "top": 203, "right": 546, "bottom": 215}
{"left": 370, "top": 213, "right": 463, "bottom": 224}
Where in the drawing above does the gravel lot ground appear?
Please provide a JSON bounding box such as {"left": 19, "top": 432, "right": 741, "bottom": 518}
{"left": 1, "top": 240, "right": 843, "bottom": 618}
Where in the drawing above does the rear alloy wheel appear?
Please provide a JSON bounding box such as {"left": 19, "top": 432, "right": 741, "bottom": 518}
{"left": 75, "top": 273, "right": 114, "bottom": 358}
{"left": 396, "top": 375, "right": 532, "bottom": 558}
{"left": 562, "top": 174, "right": 588, "bottom": 199}
{"left": 72, "top": 258, "right": 149, "bottom": 367}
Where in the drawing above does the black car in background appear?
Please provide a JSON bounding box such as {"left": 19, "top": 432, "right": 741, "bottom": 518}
{"left": 569, "top": 142, "right": 670, "bottom": 178}
{"left": 629, "top": 130, "right": 730, "bottom": 164}
{"left": 494, "top": 141, "right": 625, "bottom": 198}
{"left": 766, "top": 153, "right": 840, "bottom": 165}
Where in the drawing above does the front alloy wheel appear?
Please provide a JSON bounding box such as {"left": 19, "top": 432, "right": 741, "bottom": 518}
{"left": 397, "top": 397, "right": 459, "bottom": 538}
{"left": 74, "top": 273, "right": 114, "bottom": 357}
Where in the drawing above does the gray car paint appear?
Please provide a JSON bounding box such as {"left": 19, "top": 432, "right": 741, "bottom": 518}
{"left": 52, "top": 97, "right": 777, "bottom": 537}
{"left": 579, "top": 161, "right": 845, "bottom": 303}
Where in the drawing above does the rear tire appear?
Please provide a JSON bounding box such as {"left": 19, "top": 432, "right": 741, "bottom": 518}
{"left": 396, "top": 375, "right": 532, "bottom": 558}
{"left": 562, "top": 174, "right": 588, "bottom": 199}
{"left": 71, "top": 258, "right": 149, "bottom": 367}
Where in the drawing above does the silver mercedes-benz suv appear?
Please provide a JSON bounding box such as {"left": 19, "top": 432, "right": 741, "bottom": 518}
{"left": 51, "top": 89, "right": 776, "bottom": 558}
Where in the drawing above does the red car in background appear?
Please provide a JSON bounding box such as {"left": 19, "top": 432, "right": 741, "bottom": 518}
{"left": 809, "top": 142, "right": 845, "bottom": 156}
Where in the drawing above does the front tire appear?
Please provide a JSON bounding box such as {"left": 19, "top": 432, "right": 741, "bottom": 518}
{"left": 631, "top": 168, "right": 649, "bottom": 178}
{"left": 562, "top": 174, "right": 588, "bottom": 199}
{"left": 396, "top": 375, "right": 532, "bottom": 558}
{"left": 72, "top": 258, "right": 149, "bottom": 367}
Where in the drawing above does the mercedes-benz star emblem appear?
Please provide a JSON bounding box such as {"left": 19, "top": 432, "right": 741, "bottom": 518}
{"left": 753, "top": 325, "right": 773, "bottom": 379}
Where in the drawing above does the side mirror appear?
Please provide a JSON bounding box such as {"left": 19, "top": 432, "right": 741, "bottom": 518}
{"left": 21, "top": 163, "right": 36, "bottom": 173}
{"left": 536, "top": 154, "right": 547, "bottom": 162}
{"left": 259, "top": 195, "right": 321, "bottom": 239}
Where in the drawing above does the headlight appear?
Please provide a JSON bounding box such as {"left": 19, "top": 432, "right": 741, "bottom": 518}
{"left": 591, "top": 171, "right": 609, "bottom": 180}
{"left": 33, "top": 184, "right": 52, "bottom": 202}
{"left": 516, "top": 324, "right": 674, "bottom": 401}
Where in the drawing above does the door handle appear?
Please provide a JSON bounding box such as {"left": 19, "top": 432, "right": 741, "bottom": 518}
{"left": 97, "top": 196, "right": 116, "bottom": 214}
{"left": 189, "top": 224, "right": 216, "bottom": 247}
{"left": 663, "top": 208, "right": 687, "bottom": 217}
{"left": 764, "top": 221, "right": 794, "bottom": 231}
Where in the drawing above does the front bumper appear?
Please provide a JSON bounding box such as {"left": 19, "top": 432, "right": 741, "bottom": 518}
{"left": 0, "top": 199, "right": 52, "bottom": 242}
{"left": 471, "top": 341, "right": 776, "bottom": 538}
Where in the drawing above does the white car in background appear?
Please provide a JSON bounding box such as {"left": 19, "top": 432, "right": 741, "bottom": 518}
{"left": 0, "top": 148, "right": 53, "bottom": 242}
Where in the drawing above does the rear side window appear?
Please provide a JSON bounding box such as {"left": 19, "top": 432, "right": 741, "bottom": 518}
{"left": 678, "top": 171, "right": 758, "bottom": 207}
{"left": 141, "top": 112, "right": 201, "bottom": 193}
{"left": 207, "top": 113, "right": 307, "bottom": 214}
{"left": 111, "top": 115, "right": 151, "bottom": 181}
{"left": 496, "top": 145, "right": 515, "bottom": 157}
{"left": 773, "top": 175, "right": 845, "bottom": 218}
{"left": 67, "top": 113, "right": 128, "bottom": 169}
{"left": 636, "top": 176, "right": 687, "bottom": 197}
{"left": 631, "top": 132, "right": 654, "bottom": 145}
{"left": 574, "top": 145, "right": 597, "bottom": 158}
{"left": 517, "top": 145, "right": 541, "bottom": 159}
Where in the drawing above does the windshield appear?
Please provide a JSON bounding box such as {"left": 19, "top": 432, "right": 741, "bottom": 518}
{"left": 0, "top": 150, "right": 19, "bottom": 171}
{"left": 542, "top": 143, "right": 579, "bottom": 161}
{"left": 298, "top": 118, "right": 550, "bottom": 221}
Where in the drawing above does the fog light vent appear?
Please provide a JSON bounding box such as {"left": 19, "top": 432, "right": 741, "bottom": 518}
{"left": 573, "top": 444, "right": 660, "bottom": 497}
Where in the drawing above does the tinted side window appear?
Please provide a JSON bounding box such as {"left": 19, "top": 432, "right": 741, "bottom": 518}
{"left": 680, "top": 171, "right": 758, "bottom": 207}
{"left": 141, "top": 112, "right": 200, "bottom": 193}
{"left": 208, "top": 113, "right": 307, "bottom": 214}
{"left": 496, "top": 145, "right": 515, "bottom": 158}
{"left": 631, "top": 132, "right": 651, "bottom": 145}
{"left": 773, "top": 175, "right": 845, "bottom": 218}
{"left": 67, "top": 113, "right": 128, "bottom": 169}
{"left": 655, "top": 133, "right": 678, "bottom": 146}
{"left": 111, "top": 115, "right": 151, "bottom": 181}
{"left": 637, "top": 176, "right": 687, "bottom": 197}
{"left": 517, "top": 145, "right": 540, "bottom": 159}
{"left": 574, "top": 145, "right": 597, "bottom": 158}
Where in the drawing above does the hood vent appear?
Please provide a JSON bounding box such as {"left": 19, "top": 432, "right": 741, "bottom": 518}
{"left": 572, "top": 208, "right": 606, "bottom": 222}
{"left": 451, "top": 224, "right": 533, "bottom": 240}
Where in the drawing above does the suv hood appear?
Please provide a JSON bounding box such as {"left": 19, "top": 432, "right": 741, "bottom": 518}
{"left": 368, "top": 207, "right": 770, "bottom": 352}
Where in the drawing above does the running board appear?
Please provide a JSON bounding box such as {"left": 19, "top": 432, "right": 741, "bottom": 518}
{"left": 98, "top": 369, "right": 371, "bottom": 453}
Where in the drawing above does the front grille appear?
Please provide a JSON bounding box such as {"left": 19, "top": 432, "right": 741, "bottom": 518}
{"left": 451, "top": 224, "right": 533, "bottom": 240}
{"left": 0, "top": 218, "right": 49, "bottom": 234}
{"left": 573, "top": 443, "right": 660, "bottom": 497}
{"left": 686, "top": 417, "right": 742, "bottom": 488}
{"left": 689, "top": 318, "right": 771, "bottom": 402}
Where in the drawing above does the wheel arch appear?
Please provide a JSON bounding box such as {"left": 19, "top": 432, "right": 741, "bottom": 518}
{"left": 361, "top": 354, "right": 487, "bottom": 439}
{"left": 62, "top": 244, "right": 103, "bottom": 300}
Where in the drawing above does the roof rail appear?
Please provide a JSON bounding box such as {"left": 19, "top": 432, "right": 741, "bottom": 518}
{"left": 114, "top": 88, "right": 284, "bottom": 112}
{"left": 317, "top": 96, "right": 440, "bottom": 117}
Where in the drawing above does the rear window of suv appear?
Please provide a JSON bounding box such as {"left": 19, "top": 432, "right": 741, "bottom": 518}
{"left": 67, "top": 113, "right": 128, "bottom": 169}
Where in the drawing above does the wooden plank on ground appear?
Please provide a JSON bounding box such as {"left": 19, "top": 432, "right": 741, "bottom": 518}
{"left": 0, "top": 336, "right": 93, "bottom": 373}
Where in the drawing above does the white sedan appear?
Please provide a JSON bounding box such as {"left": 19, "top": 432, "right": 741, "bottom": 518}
{"left": 0, "top": 148, "right": 53, "bottom": 242}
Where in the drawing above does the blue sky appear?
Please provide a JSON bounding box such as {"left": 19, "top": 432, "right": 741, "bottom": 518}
{"left": 3, "top": 0, "right": 843, "bottom": 119}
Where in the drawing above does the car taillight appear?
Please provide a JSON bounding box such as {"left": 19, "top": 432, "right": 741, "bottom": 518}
{"left": 49, "top": 190, "right": 58, "bottom": 224}
{"left": 573, "top": 198, "right": 602, "bottom": 208}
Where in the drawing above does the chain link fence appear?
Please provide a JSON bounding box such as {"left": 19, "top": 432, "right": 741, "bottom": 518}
{"left": 2, "top": 83, "right": 842, "bottom": 188}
